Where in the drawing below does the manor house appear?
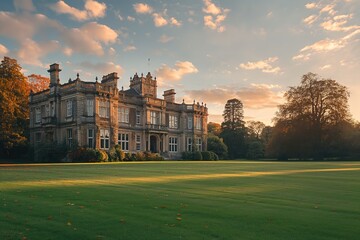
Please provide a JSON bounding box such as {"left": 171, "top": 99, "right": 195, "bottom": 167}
{"left": 29, "top": 63, "right": 208, "bottom": 159}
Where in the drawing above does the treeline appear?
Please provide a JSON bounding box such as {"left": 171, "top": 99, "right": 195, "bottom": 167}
{"left": 208, "top": 73, "right": 360, "bottom": 160}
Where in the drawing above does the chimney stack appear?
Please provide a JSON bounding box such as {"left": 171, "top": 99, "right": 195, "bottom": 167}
{"left": 163, "top": 89, "right": 176, "bottom": 103}
{"left": 48, "top": 63, "right": 61, "bottom": 87}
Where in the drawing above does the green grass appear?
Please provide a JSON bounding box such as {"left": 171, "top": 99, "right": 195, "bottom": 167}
{"left": 1, "top": 161, "right": 360, "bottom": 240}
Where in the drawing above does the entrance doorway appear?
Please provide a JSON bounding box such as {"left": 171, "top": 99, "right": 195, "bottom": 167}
{"left": 150, "top": 135, "right": 157, "bottom": 153}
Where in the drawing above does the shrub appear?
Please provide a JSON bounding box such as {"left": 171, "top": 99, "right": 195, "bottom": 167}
{"left": 144, "top": 151, "right": 164, "bottom": 161}
{"left": 135, "top": 151, "right": 146, "bottom": 161}
{"left": 109, "top": 145, "right": 125, "bottom": 162}
{"left": 201, "top": 151, "right": 212, "bottom": 160}
{"left": 124, "top": 152, "right": 132, "bottom": 161}
{"left": 209, "top": 151, "right": 219, "bottom": 160}
{"left": 95, "top": 149, "right": 109, "bottom": 162}
{"left": 193, "top": 151, "right": 203, "bottom": 160}
{"left": 68, "top": 147, "right": 97, "bottom": 162}
{"left": 33, "top": 142, "right": 68, "bottom": 162}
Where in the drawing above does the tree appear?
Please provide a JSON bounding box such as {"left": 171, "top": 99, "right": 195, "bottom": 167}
{"left": 207, "top": 134, "right": 228, "bottom": 159}
{"left": 0, "top": 57, "right": 29, "bottom": 158}
{"left": 208, "top": 122, "right": 221, "bottom": 136}
{"left": 27, "top": 74, "right": 50, "bottom": 93}
{"left": 270, "top": 72, "right": 350, "bottom": 159}
{"left": 246, "top": 121, "right": 266, "bottom": 139}
{"left": 220, "top": 98, "right": 247, "bottom": 159}
{"left": 221, "top": 98, "right": 245, "bottom": 130}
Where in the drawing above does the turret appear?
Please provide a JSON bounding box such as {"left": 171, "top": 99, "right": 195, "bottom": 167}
{"left": 129, "top": 72, "right": 157, "bottom": 97}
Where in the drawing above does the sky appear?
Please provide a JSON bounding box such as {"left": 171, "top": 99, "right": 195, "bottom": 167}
{"left": 0, "top": 0, "right": 359, "bottom": 125}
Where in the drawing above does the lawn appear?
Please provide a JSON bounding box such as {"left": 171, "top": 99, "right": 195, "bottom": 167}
{"left": 1, "top": 161, "right": 360, "bottom": 240}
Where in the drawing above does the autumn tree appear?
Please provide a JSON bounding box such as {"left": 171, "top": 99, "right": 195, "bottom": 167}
{"left": 208, "top": 122, "right": 221, "bottom": 136}
{"left": 220, "top": 98, "right": 247, "bottom": 159}
{"left": 270, "top": 72, "right": 350, "bottom": 159}
{"left": 0, "top": 57, "right": 29, "bottom": 158}
{"left": 27, "top": 74, "right": 50, "bottom": 93}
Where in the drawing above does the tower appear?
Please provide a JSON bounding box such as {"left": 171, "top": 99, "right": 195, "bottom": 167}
{"left": 129, "top": 72, "right": 157, "bottom": 97}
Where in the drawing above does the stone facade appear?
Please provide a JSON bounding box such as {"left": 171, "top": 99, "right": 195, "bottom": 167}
{"left": 29, "top": 63, "right": 208, "bottom": 159}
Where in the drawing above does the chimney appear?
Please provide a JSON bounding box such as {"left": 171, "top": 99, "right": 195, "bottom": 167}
{"left": 48, "top": 63, "right": 61, "bottom": 87}
{"left": 163, "top": 89, "right": 176, "bottom": 103}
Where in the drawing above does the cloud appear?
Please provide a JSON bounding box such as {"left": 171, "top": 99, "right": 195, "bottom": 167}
{"left": 63, "top": 47, "right": 73, "bottom": 56}
{"left": 184, "top": 84, "right": 283, "bottom": 109}
{"left": 13, "top": 0, "right": 35, "bottom": 12}
{"left": 0, "top": 12, "right": 60, "bottom": 41}
{"left": 133, "top": 3, "right": 153, "bottom": 14}
{"left": 127, "top": 16, "right": 135, "bottom": 21}
{"left": 17, "top": 38, "right": 59, "bottom": 67}
{"left": 320, "top": 64, "right": 331, "bottom": 70}
{"left": 320, "top": 4, "right": 336, "bottom": 15}
{"left": 293, "top": 29, "right": 360, "bottom": 61}
{"left": 80, "top": 61, "right": 123, "bottom": 75}
{"left": 158, "top": 34, "right": 174, "bottom": 43}
{"left": 203, "top": 0, "right": 221, "bottom": 15}
{"left": 303, "top": 15, "right": 318, "bottom": 25}
{"left": 240, "top": 57, "right": 282, "bottom": 74}
{"left": 0, "top": 43, "right": 9, "bottom": 55}
{"left": 202, "top": 0, "right": 229, "bottom": 32}
{"left": 152, "top": 13, "right": 168, "bottom": 27}
{"left": 320, "top": 14, "right": 359, "bottom": 32}
{"left": 156, "top": 61, "right": 198, "bottom": 81}
{"left": 170, "top": 17, "right": 181, "bottom": 26}
{"left": 62, "top": 22, "right": 118, "bottom": 56}
{"left": 300, "top": 39, "right": 345, "bottom": 52}
{"left": 123, "top": 45, "right": 136, "bottom": 52}
{"left": 305, "top": 3, "right": 318, "bottom": 9}
{"left": 49, "top": 0, "right": 106, "bottom": 21}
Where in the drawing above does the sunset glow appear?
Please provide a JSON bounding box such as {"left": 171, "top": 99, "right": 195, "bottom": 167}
{"left": 1, "top": 0, "right": 359, "bottom": 125}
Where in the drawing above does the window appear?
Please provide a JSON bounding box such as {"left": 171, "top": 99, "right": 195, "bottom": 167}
{"left": 196, "top": 138, "right": 202, "bottom": 151}
{"left": 188, "top": 116, "right": 193, "bottom": 129}
{"left": 35, "top": 132, "right": 41, "bottom": 143}
{"left": 99, "top": 100, "right": 109, "bottom": 118}
{"left": 35, "top": 108, "right": 41, "bottom": 123}
{"left": 151, "top": 111, "right": 160, "bottom": 125}
{"left": 50, "top": 102, "right": 55, "bottom": 116}
{"left": 169, "top": 137, "right": 178, "bottom": 152}
{"left": 100, "top": 129, "right": 110, "bottom": 149}
{"left": 136, "top": 111, "right": 141, "bottom": 125}
{"left": 195, "top": 116, "right": 202, "bottom": 130}
{"left": 87, "top": 99, "right": 94, "bottom": 116}
{"left": 187, "top": 137, "right": 193, "bottom": 152}
{"left": 136, "top": 134, "right": 141, "bottom": 151}
{"left": 169, "top": 115, "right": 178, "bottom": 129}
{"left": 118, "top": 107, "right": 129, "bottom": 123}
{"left": 67, "top": 129, "right": 73, "bottom": 147}
{"left": 88, "top": 129, "right": 94, "bottom": 148}
{"left": 118, "top": 133, "right": 129, "bottom": 151}
{"left": 67, "top": 101, "right": 73, "bottom": 117}
{"left": 45, "top": 104, "right": 49, "bottom": 117}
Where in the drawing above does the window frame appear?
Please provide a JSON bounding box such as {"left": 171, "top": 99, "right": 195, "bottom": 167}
{"left": 87, "top": 99, "right": 94, "bottom": 116}
{"left": 100, "top": 129, "right": 110, "bottom": 150}
{"left": 169, "top": 115, "right": 178, "bottom": 129}
{"left": 169, "top": 137, "right": 178, "bottom": 152}
{"left": 88, "top": 129, "right": 94, "bottom": 148}
{"left": 118, "top": 133, "right": 129, "bottom": 151}
{"left": 67, "top": 128, "right": 73, "bottom": 147}
{"left": 66, "top": 101, "right": 73, "bottom": 117}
